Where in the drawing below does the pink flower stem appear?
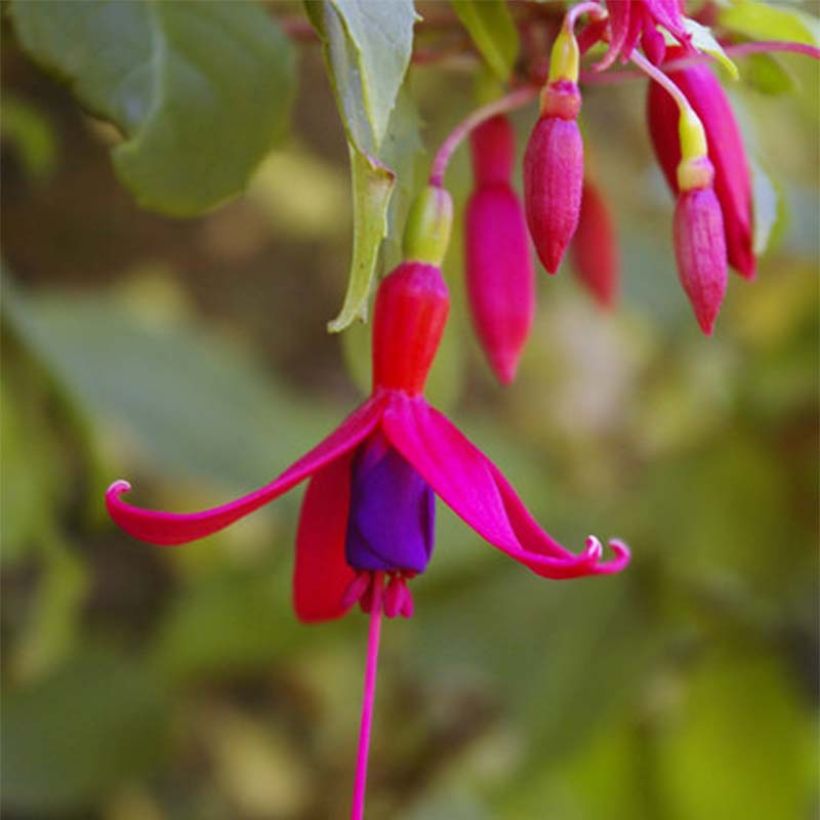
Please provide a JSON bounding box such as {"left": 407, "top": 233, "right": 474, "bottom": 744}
{"left": 630, "top": 49, "right": 694, "bottom": 116}
{"left": 429, "top": 86, "right": 539, "bottom": 187}
{"left": 351, "top": 572, "right": 384, "bottom": 820}
{"left": 564, "top": 0, "right": 607, "bottom": 31}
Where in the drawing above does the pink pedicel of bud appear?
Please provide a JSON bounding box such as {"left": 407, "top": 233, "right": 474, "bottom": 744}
{"left": 647, "top": 49, "right": 755, "bottom": 279}
{"left": 674, "top": 160, "right": 728, "bottom": 335}
{"left": 570, "top": 180, "right": 619, "bottom": 309}
{"left": 524, "top": 81, "right": 583, "bottom": 274}
{"left": 466, "top": 117, "right": 535, "bottom": 384}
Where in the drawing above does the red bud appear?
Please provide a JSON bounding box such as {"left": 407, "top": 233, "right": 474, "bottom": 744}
{"left": 466, "top": 185, "right": 535, "bottom": 384}
{"left": 647, "top": 50, "right": 755, "bottom": 279}
{"left": 674, "top": 184, "right": 728, "bottom": 335}
{"left": 570, "top": 181, "right": 619, "bottom": 309}
{"left": 469, "top": 115, "right": 515, "bottom": 187}
{"left": 372, "top": 262, "right": 450, "bottom": 395}
{"left": 524, "top": 82, "right": 583, "bottom": 274}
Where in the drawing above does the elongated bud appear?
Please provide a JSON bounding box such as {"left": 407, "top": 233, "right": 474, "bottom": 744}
{"left": 674, "top": 160, "right": 728, "bottom": 335}
{"left": 403, "top": 186, "right": 453, "bottom": 267}
{"left": 570, "top": 180, "right": 619, "bottom": 309}
{"left": 524, "top": 81, "right": 584, "bottom": 274}
{"left": 470, "top": 114, "right": 515, "bottom": 186}
{"left": 372, "top": 262, "right": 450, "bottom": 395}
{"left": 465, "top": 117, "right": 534, "bottom": 384}
{"left": 647, "top": 50, "right": 755, "bottom": 279}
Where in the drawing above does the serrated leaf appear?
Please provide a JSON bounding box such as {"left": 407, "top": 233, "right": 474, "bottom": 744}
{"left": 328, "top": 147, "right": 395, "bottom": 332}
{"left": 9, "top": 0, "right": 294, "bottom": 216}
{"left": 684, "top": 19, "right": 739, "bottom": 80}
{"left": 307, "top": 0, "right": 415, "bottom": 154}
{"left": 450, "top": 0, "right": 519, "bottom": 81}
{"left": 719, "top": 1, "right": 820, "bottom": 48}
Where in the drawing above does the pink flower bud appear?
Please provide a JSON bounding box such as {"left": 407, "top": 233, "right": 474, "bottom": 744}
{"left": 524, "top": 81, "right": 583, "bottom": 274}
{"left": 674, "top": 176, "right": 728, "bottom": 335}
{"left": 570, "top": 180, "right": 619, "bottom": 309}
{"left": 647, "top": 50, "right": 755, "bottom": 279}
{"left": 465, "top": 116, "right": 535, "bottom": 385}
{"left": 469, "top": 114, "right": 515, "bottom": 186}
{"left": 466, "top": 186, "right": 535, "bottom": 384}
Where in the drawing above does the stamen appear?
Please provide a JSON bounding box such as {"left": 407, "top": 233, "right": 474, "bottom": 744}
{"left": 342, "top": 571, "right": 415, "bottom": 621}
{"left": 351, "top": 571, "right": 384, "bottom": 820}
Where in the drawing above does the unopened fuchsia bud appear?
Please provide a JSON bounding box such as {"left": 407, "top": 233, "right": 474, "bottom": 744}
{"left": 647, "top": 47, "right": 755, "bottom": 279}
{"left": 524, "top": 23, "right": 584, "bottom": 274}
{"left": 466, "top": 116, "right": 535, "bottom": 385}
{"left": 672, "top": 112, "right": 728, "bottom": 335}
{"left": 570, "top": 179, "right": 619, "bottom": 309}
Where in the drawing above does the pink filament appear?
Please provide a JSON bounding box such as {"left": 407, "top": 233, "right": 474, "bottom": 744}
{"left": 351, "top": 572, "right": 384, "bottom": 820}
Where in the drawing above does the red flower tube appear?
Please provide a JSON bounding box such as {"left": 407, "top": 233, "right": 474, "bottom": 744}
{"left": 466, "top": 116, "right": 535, "bottom": 384}
{"left": 647, "top": 47, "right": 755, "bottom": 279}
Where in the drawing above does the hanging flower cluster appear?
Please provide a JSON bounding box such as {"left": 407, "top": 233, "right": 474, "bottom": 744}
{"left": 456, "top": 0, "right": 817, "bottom": 382}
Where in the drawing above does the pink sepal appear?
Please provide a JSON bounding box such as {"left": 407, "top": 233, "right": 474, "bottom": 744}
{"left": 381, "top": 394, "right": 630, "bottom": 579}
{"left": 293, "top": 455, "right": 358, "bottom": 623}
{"left": 105, "top": 396, "right": 384, "bottom": 546}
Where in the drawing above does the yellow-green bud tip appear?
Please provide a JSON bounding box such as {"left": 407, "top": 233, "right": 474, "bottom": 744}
{"left": 403, "top": 186, "right": 453, "bottom": 266}
{"left": 548, "top": 26, "right": 580, "bottom": 84}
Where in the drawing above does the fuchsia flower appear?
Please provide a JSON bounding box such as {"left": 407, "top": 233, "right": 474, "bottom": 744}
{"left": 673, "top": 157, "right": 728, "bottom": 335}
{"left": 106, "top": 190, "right": 629, "bottom": 623}
{"left": 570, "top": 179, "right": 620, "bottom": 309}
{"left": 598, "top": 0, "right": 691, "bottom": 69}
{"left": 466, "top": 115, "right": 535, "bottom": 384}
{"left": 647, "top": 47, "right": 756, "bottom": 279}
{"left": 524, "top": 20, "right": 586, "bottom": 274}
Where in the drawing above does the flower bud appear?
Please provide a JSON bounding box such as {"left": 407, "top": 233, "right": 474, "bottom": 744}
{"left": 524, "top": 81, "right": 584, "bottom": 274}
{"left": 647, "top": 50, "right": 755, "bottom": 279}
{"left": 372, "top": 261, "right": 450, "bottom": 395}
{"left": 465, "top": 116, "right": 535, "bottom": 385}
{"left": 674, "top": 170, "right": 728, "bottom": 335}
{"left": 570, "top": 180, "right": 619, "bottom": 309}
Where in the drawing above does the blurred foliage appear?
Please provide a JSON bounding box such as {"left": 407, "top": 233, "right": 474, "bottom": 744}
{"left": 1, "top": 2, "right": 818, "bottom": 819}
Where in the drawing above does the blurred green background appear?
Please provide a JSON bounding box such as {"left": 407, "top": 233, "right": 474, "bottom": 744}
{"left": 2, "top": 4, "right": 818, "bottom": 819}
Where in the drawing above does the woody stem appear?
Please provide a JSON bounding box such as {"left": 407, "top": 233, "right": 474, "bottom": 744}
{"left": 429, "top": 86, "right": 539, "bottom": 186}
{"left": 351, "top": 572, "right": 385, "bottom": 820}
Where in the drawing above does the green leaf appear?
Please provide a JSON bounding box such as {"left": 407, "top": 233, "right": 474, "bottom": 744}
{"left": 306, "top": 0, "right": 415, "bottom": 154}
{"left": 327, "top": 146, "right": 396, "bottom": 332}
{"left": 450, "top": 0, "right": 519, "bottom": 81}
{"left": 2, "top": 646, "right": 170, "bottom": 814}
{"left": 683, "top": 19, "right": 739, "bottom": 80}
{"left": 8, "top": 290, "right": 337, "bottom": 489}
{"left": 0, "top": 95, "right": 57, "bottom": 180}
{"left": 741, "top": 53, "right": 797, "bottom": 95}
{"left": 9, "top": 0, "right": 294, "bottom": 216}
{"left": 749, "top": 155, "right": 783, "bottom": 255}
{"left": 719, "top": 1, "right": 820, "bottom": 48}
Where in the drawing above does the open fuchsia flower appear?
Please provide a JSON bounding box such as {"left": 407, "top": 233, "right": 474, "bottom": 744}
{"left": 571, "top": 178, "right": 620, "bottom": 309}
{"left": 647, "top": 46, "right": 756, "bottom": 279}
{"left": 106, "top": 186, "right": 628, "bottom": 618}
{"left": 466, "top": 115, "right": 535, "bottom": 384}
{"left": 107, "top": 184, "right": 629, "bottom": 819}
